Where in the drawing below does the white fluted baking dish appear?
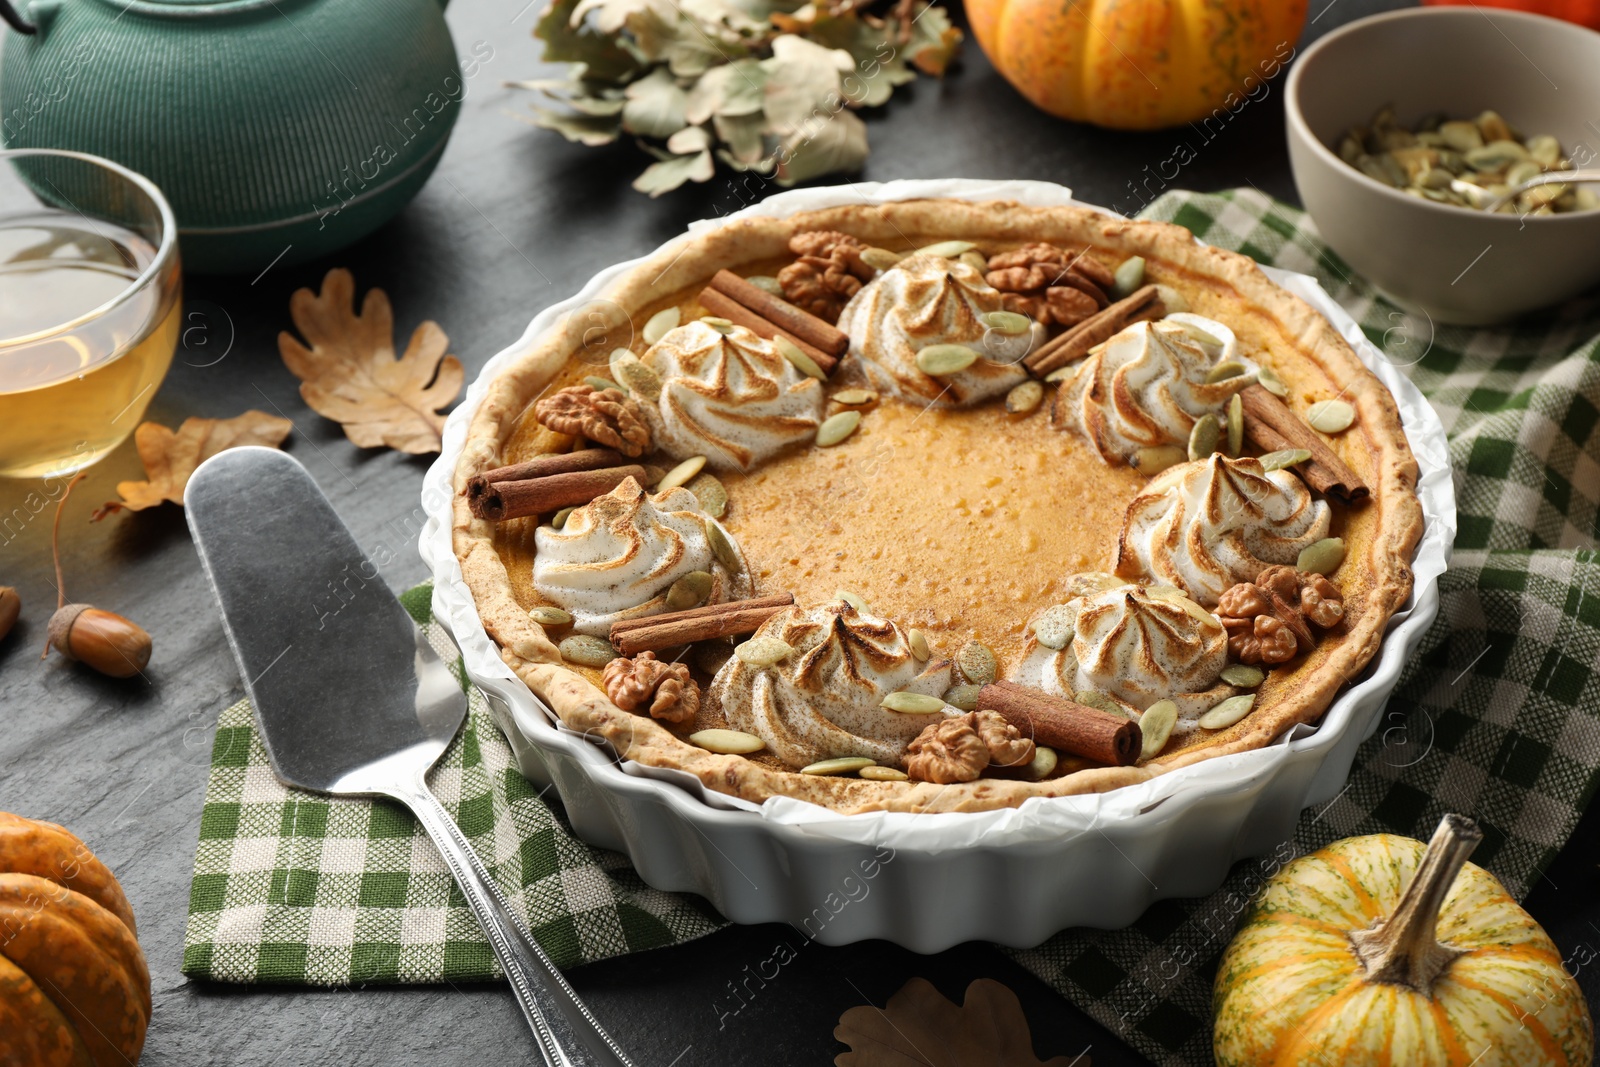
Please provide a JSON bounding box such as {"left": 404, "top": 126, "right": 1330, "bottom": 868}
{"left": 419, "top": 179, "right": 1455, "bottom": 950}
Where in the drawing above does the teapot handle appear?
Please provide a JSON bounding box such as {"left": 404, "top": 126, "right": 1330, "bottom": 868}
{"left": 0, "top": 0, "right": 37, "bottom": 33}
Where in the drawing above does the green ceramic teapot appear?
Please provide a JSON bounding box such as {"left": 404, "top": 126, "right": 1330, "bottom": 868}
{"left": 0, "top": 0, "right": 467, "bottom": 273}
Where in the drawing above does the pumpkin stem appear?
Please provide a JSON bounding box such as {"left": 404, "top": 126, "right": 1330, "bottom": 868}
{"left": 1350, "top": 813, "right": 1483, "bottom": 991}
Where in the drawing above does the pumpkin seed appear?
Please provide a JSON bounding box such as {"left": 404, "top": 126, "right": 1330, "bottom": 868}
{"left": 687, "top": 473, "right": 728, "bottom": 518}
{"left": 1045, "top": 366, "right": 1076, "bottom": 383}
{"left": 690, "top": 729, "right": 766, "bottom": 755}
{"left": 706, "top": 520, "right": 740, "bottom": 572}
{"left": 943, "top": 683, "right": 982, "bottom": 711}
{"left": 881, "top": 691, "right": 946, "bottom": 714}
{"left": 701, "top": 316, "right": 734, "bottom": 333}
{"left": 1199, "top": 693, "right": 1256, "bottom": 731}
{"left": 610, "top": 351, "right": 662, "bottom": 401}
{"left": 745, "top": 275, "right": 783, "bottom": 295}
{"left": 1205, "top": 360, "right": 1247, "bottom": 384}
{"left": 956, "top": 641, "right": 997, "bottom": 685}
{"left": 1220, "top": 663, "right": 1265, "bottom": 688}
{"left": 1297, "top": 537, "right": 1346, "bottom": 576}
{"left": 1226, "top": 394, "right": 1244, "bottom": 457}
{"left": 657, "top": 455, "right": 707, "bottom": 492}
{"left": 908, "top": 629, "right": 931, "bottom": 662}
{"left": 835, "top": 589, "right": 869, "bottom": 612}
{"left": 560, "top": 634, "right": 618, "bottom": 668}
{"left": 1132, "top": 445, "right": 1186, "bottom": 475}
{"left": 551, "top": 506, "right": 576, "bottom": 529}
{"left": 665, "top": 570, "right": 714, "bottom": 611}
{"left": 529, "top": 606, "right": 573, "bottom": 626}
{"left": 1466, "top": 140, "right": 1529, "bottom": 171}
{"left": 860, "top": 247, "right": 904, "bottom": 271}
{"left": 1506, "top": 159, "right": 1543, "bottom": 189}
{"left": 1258, "top": 448, "right": 1313, "bottom": 473}
{"left": 1112, "top": 255, "right": 1146, "bottom": 298}
{"left": 1075, "top": 690, "right": 1122, "bottom": 715}
{"left": 1257, "top": 364, "right": 1288, "bottom": 397}
{"left": 1065, "top": 572, "right": 1128, "bottom": 598}
{"left": 643, "top": 307, "right": 680, "bottom": 345}
{"left": 1154, "top": 284, "right": 1190, "bottom": 314}
{"left": 1139, "top": 699, "right": 1179, "bottom": 759}
{"left": 1031, "top": 605, "right": 1077, "bottom": 651}
{"left": 1527, "top": 134, "right": 1562, "bottom": 169}
{"left": 774, "top": 335, "right": 825, "bottom": 380}
{"left": 983, "top": 310, "right": 1033, "bottom": 336}
{"left": 801, "top": 756, "right": 876, "bottom": 776}
{"left": 1306, "top": 399, "right": 1355, "bottom": 433}
{"left": 1188, "top": 414, "right": 1221, "bottom": 461}
{"left": 816, "top": 410, "right": 861, "bottom": 447}
{"left": 735, "top": 636, "right": 793, "bottom": 668}
{"left": 1476, "top": 110, "right": 1512, "bottom": 143}
{"left": 859, "top": 765, "right": 910, "bottom": 782}
{"left": 1021, "top": 745, "right": 1057, "bottom": 781}
{"left": 915, "top": 239, "right": 976, "bottom": 259}
{"left": 959, "top": 250, "right": 989, "bottom": 273}
{"left": 1439, "top": 120, "right": 1483, "bottom": 153}
{"left": 831, "top": 389, "right": 877, "bottom": 406}
{"left": 915, "top": 344, "right": 978, "bottom": 376}
{"left": 586, "top": 375, "right": 624, "bottom": 394}
{"left": 1176, "top": 321, "right": 1224, "bottom": 350}
{"left": 1005, "top": 380, "right": 1044, "bottom": 415}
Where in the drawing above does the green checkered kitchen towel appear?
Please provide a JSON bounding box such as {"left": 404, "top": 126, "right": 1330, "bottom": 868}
{"left": 181, "top": 585, "right": 725, "bottom": 984}
{"left": 1005, "top": 188, "right": 1600, "bottom": 1065}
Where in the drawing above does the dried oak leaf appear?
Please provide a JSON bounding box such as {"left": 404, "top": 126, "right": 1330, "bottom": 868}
{"left": 835, "top": 978, "right": 1079, "bottom": 1067}
{"left": 278, "top": 268, "right": 462, "bottom": 454}
{"left": 92, "top": 411, "right": 292, "bottom": 519}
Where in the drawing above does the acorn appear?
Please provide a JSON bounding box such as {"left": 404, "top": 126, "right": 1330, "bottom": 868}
{"left": 0, "top": 587, "right": 18, "bottom": 642}
{"left": 46, "top": 604, "right": 152, "bottom": 679}
{"left": 39, "top": 471, "right": 154, "bottom": 679}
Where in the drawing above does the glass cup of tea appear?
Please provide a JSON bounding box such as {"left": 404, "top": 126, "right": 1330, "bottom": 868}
{"left": 0, "top": 149, "right": 181, "bottom": 479}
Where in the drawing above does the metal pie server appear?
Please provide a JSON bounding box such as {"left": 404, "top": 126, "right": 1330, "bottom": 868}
{"left": 186, "top": 447, "right": 634, "bottom": 1067}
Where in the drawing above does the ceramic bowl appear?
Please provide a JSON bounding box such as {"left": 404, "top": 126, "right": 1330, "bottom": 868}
{"left": 1286, "top": 7, "right": 1600, "bottom": 325}
{"left": 420, "top": 180, "right": 1456, "bottom": 948}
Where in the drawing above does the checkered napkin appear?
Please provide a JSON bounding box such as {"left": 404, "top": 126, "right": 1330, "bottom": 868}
{"left": 1005, "top": 188, "right": 1600, "bottom": 1065}
{"left": 181, "top": 585, "right": 725, "bottom": 984}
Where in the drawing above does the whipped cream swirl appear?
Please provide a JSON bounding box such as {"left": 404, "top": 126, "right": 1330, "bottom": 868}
{"left": 532, "top": 477, "right": 751, "bottom": 636}
{"left": 641, "top": 320, "right": 824, "bottom": 472}
{"left": 836, "top": 254, "right": 1037, "bottom": 406}
{"left": 1052, "top": 319, "right": 1251, "bottom": 464}
{"left": 1014, "top": 584, "right": 1232, "bottom": 721}
{"left": 1114, "top": 454, "right": 1332, "bottom": 607}
{"left": 710, "top": 599, "right": 955, "bottom": 769}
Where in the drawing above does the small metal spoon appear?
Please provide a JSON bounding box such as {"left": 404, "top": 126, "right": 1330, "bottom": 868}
{"left": 1452, "top": 170, "right": 1600, "bottom": 214}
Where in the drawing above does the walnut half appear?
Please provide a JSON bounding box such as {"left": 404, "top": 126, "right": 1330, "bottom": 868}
{"left": 1217, "top": 566, "right": 1345, "bottom": 666}
{"left": 534, "top": 384, "right": 651, "bottom": 458}
{"left": 602, "top": 651, "right": 700, "bottom": 724}
{"left": 905, "top": 711, "right": 1035, "bottom": 784}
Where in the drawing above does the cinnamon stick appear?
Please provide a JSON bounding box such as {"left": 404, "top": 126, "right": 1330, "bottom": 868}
{"left": 708, "top": 269, "right": 849, "bottom": 357}
{"left": 472, "top": 465, "right": 645, "bottom": 522}
{"left": 466, "top": 449, "right": 628, "bottom": 509}
{"left": 1238, "top": 384, "right": 1369, "bottom": 504}
{"left": 1024, "top": 285, "right": 1164, "bottom": 376}
{"left": 977, "top": 680, "right": 1142, "bottom": 767}
{"left": 610, "top": 593, "right": 796, "bottom": 654}
{"left": 698, "top": 288, "right": 839, "bottom": 374}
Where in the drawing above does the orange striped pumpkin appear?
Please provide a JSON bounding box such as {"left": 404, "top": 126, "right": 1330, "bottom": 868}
{"left": 0, "top": 812, "right": 150, "bottom": 1067}
{"left": 1214, "top": 815, "right": 1593, "bottom": 1067}
{"left": 965, "top": 0, "right": 1309, "bottom": 130}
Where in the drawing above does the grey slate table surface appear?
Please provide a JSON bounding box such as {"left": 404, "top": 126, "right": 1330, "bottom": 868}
{"left": 7, "top": 0, "right": 1600, "bottom": 1064}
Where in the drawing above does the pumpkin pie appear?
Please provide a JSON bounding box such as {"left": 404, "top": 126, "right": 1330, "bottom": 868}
{"left": 451, "top": 199, "right": 1423, "bottom": 815}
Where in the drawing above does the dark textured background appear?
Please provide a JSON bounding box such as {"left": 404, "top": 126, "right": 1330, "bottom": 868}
{"left": 8, "top": 0, "right": 1600, "bottom": 1064}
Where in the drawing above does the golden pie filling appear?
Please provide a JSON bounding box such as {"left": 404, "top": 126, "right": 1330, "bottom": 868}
{"left": 453, "top": 200, "right": 1423, "bottom": 815}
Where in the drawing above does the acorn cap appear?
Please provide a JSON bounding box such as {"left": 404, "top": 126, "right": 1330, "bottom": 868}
{"left": 47, "top": 603, "right": 91, "bottom": 661}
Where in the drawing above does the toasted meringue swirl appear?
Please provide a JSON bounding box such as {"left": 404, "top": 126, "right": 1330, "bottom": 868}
{"left": 1114, "top": 454, "right": 1332, "bottom": 607}
{"left": 532, "top": 477, "right": 750, "bottom": 635}
{"left": 1014, "top": 585, "right": 1233, "bottom": 721}
{"left": 641, "top": 320, "right": 824, "bottom": 471}
{"left": 710, "top": 600, "right": 955, "bottom": 769}
{"left": 1051, "top": 319, "right": 1252, "bottom": 464}
{"left": 837, "top": 254, "right": 1036, "bottom": 406}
